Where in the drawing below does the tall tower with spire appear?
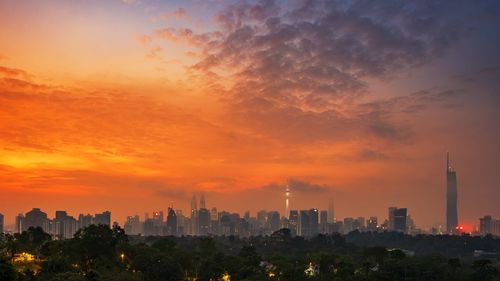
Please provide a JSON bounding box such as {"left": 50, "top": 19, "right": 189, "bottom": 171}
{"left": 446, "top": 152, "right": 458, "bottom": 233}
{"left": 285, "top": 185, "right": 290, "bottom": 219}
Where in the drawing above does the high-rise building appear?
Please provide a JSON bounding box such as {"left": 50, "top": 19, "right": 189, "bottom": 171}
{"left": 298, "top": 209, "right": 318, "bottom": 237}
{"left": 210, "top": 208, "right": 219, "bottom": 235}
{"left": 52, "top": 211, "right": 77, "bottom": 239}
{"left": 152, "top": 211, "right": 164, "bottom": 235}
{"left": 176, "top": 210, "right": 185, "bottom": 236}
{"left": 298, "top": 210, "right": 310, "bottom": 237}
{"left": 319, "top": 210, "right": 328, "bottom": 234}
{"left": 143, "top": 219, "right": 155, "bottom": 236}
{"left": 78, "top": 214, "right": 93, "bottom": 229}
{"left": 309, "top": 208, "right": 319, "bottom": 236}
{"left": 124, "top": 215, "right": 141, "bottom": 235}
{"left": 343, "top": 217, "right": 354, "bottom": 234}
{"left": 24, "top": 208, "right": 50, "bottom": 232}
{"left": 190, "top": 195, "right": 198, "bottom": 235}
{"left": 328, "top": 199, "right": 335, "bottom": 223}
{"left": 388, "top": 207, "right": 397, "bottom": 231}
{"left": 446, "top": 153, "right": 458, "bottom": 234}
{"left": 94, "top": 211, "right": 111, "bottom": 226}
{"left": 198, "top": 208, "right": 210, "bottom": 235}
{"left": 289, "top": 210, "right": 299, "bottom": 236}
{"left": 166, "top": 208, "right": 177, "bottom": 236}
{"left": 257, "top": 210, "right": 267, "bottom": 229}
{"left": 393, "top": 208, "right": 407, "bottom": 233}
{"left": 0, "top": 213, "right": 4, "bottom": 233}
{"left": 367, "top": 217, "right": 378, "bottom": 231}
{"left": 479, "top": 215, "right": 500, "bottom": 235}
{"left": 354, "top": 217, "right": 365, "bottom": 231}
{"left": 15, "top": 214, "right": 24, "bottom": 233}
{"left": 200, "top": 194, "right": 206, "bottom": 209}
{"left": 268, "top": 211, "right": 280, "bottom": 233}
{"left": 285, "top": 186, "right": 290, "bottom": 219}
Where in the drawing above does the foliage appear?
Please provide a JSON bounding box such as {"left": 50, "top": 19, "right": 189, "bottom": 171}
{"left": 0, "top": 228, "right": 499, "bottom": 281}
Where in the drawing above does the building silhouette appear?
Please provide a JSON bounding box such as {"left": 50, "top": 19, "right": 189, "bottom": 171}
{"left": 0, "top": 213, "right": 3, "bottom": 233}
{"left": 328, "top": 199, "right": 335, "bottom": 223}
{"left": 446, "top": 153, "right": 458, "bottom": 233}
{"left": 288, "top": 210, "right": 299, "bottom": 235}
{"left": 479, "top": 215, "right": 500, "bottom": 235}
{"left": 319, "top": 210, "right": 328, "bottom": 233}
{"left": 198, "top": 208, "right": 210, "bottom": 235}
{"left": 393, "top": 208, "right": 407, "bottom": 232}
{"left": 24, "top": 208, "right": 50, "bottom": 233}
{"left": 166, "top": 207, "right": 177, "bottom": 236}
{"left": 268, "top": 211, "right": 280, "bottom": 232}
{"left": 367, "top": 216, "right": 378, "bottom": 231}
{"left": 94, "top": 211, "right": 111, "bottom": 226}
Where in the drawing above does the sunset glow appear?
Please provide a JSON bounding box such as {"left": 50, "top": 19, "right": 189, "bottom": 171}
{"left": 0, "top": 0, "right": 499, "bottom": 229}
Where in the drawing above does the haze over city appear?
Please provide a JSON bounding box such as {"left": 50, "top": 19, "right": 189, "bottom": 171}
{"left": 0, "top": 0, "right": 499, "bottom": 231}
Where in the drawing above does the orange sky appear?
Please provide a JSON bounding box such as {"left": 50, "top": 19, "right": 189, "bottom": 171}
{"left": 0, "top": 0, "right": 499, "bottom": 229}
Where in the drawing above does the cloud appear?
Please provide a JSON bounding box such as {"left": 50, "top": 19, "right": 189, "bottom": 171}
{"left": 263, "top": 178, "right": 333, "bottom": 193}
{"left": 121, "top": 0, "right": 138, "bottom": 4}
{"left": 0, "top": 65, "right": 32, "bottom": 80}
{"left": 143, "top": 0, "right": 480, "bottom": 146}
{"left": 186, "top": 0, "right": 479, "bottom": 105}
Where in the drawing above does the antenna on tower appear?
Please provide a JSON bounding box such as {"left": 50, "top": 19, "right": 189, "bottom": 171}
{"left": 447, "top": 152, "right": 451, "bottom": 172}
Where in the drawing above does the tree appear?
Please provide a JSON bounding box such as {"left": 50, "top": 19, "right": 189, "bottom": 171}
{"left": 0, "top": 260, "right": 18, "bottom": 281}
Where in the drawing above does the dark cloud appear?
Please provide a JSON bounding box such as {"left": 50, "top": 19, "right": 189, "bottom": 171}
{"left": 188, "top": 0, "right": 489, "bottom": 104}
{"left": 263, "top": 178, "right": 333, "bottom": 193}
{"left": 148, "top": 0, "right": 493, "bottom": 145}
{"left": 358, "top": 149, "right": 390, "bottom": 161}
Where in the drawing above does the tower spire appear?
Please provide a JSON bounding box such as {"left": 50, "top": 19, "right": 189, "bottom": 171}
{"left": 447, "top": 152, "right": 450, "bottom": 172}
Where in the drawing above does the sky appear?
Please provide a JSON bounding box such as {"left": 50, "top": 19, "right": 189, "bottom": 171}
{"left": 0, "top": 0, "right": 499, "bottom": 230}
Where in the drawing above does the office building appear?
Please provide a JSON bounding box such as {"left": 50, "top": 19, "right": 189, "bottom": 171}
{"left": 320, "top": 210, "right": 328, "bottom": 234}
{"left": 480, "top": 215, "right": 500, "bottom": 236}
{"left": 166, "top": 208, "right": 177, "bottom": 236}
{"left": 24, "top": 208, "right": 50, "bottom": 233}
{"left": 94, "top": 211, "right": 111, "bottom": 226}
{"left": 367, "top": 217, "right": 378, "bottom": 231}
{"left": 289, "top": 210, "right": 299, "bottom": 236}
{"left": 446, "top": 153, "right": 459, "bottom": 233}
{"left": 268, "top": 211, "right": 280, "bottom": 232}
{"left": 198, "top": 208, "right": 210, "bottom": 235}
{"left": 393, "top": 208, "right": 407, "bottom": 233}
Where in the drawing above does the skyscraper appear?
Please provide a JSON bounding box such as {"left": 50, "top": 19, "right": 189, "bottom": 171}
{"left": 446, "top": 153, "right": 458, "bottom": 234}
{"left": 190, "top": 195, "right": 198, "bottom": 235}
{"left": 388, "top": 207, "right": 397, "bottom": 231}
{"left": 166, "top": 208, "right": 177, "bottom": 236}
{"left": 200, "top": 194, "right": 206, "bottom": 209}
{"left": 198, "top": 208, "right": 210, "bottom": 235}
{"left": 268, "top": 211, "right": 280, "bottom": 233}
{"left": 24, "top": 208, "right": 50, "bottom": 232}
{"left": 94, "top": 211, "right": 111, "bottom": 226}
{"left": 367, "top": 217, "right": 378, "bottom": 231}
{"left": 319, "top": 210, "right": 328, "bottom": 233}
{"left": 0, "top": 213, "right": 4, "bottom": 233}
{"left": 285, "top": 186, "right": 290, "bottom": 219}
{"left": 328, "top": 199, "right": 335, "bottom": 223}
{"left": 15, "top": 214, "right": 24, "bottom": 233}
{"left": 393, "top": 208, "right": 407, "bottom": 233}
{"left": 288, "top": 210, "right": 299, "bottom": 236}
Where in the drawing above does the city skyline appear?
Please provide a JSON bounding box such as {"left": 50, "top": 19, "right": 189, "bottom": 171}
{"left": 0, "top": 1, "right": 499, "bottom": 231}
{"left": 0, "top": 152, "right": 494, "bottom": 236}
{"left": 0, "top": 153, "right": 496, "bottom": 231}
